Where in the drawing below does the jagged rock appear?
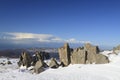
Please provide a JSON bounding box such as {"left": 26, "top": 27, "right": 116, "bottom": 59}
{"left": 49, "top": 58, "right": 59, "bottom": 68}
{"left": 7, "top": 61, "right": 12, "bottom": 64}
{"left": 31, "top": 51, "right": 47, "bottom": 66}
{"left": 34, "top": 60, "right": 44, "bottom": 74}
{"left": 58, "top": 43, "right": 71, "bottom": 66}
{"left": 59, "top": 43, "right": 109, "bottom": 65}
{"left": 18, "top": 52, "right": 32, "bottom": 68}
{"left": 36, "top": 51, "right": 44, "bottom": 61}
{"left": 71, "top": 48, "right": 87, "bottom": 64}
{"left": 96, "top": 54, "right": 109, "bottom": 64}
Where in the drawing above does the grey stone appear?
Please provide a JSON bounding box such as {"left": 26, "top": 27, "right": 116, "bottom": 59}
{"left": 34, "top": 60, "right": 44, "bottom": 74}
{"left": 96, "top": 54, "right": 109, "bottom": 64}
{"left": 58, "top": 43, "right": 71, "bottom": 66}
{"left": 71, "top": 48, "right": 87, "bottom": 64}
{"left": 84, "top": 43, "right": 99, "bottom": 64}
{"left": 35, "top": 51, "right": 43, "bottom": 61}
{"left": 59, "top": 43, "right": 109, "bottom": 65}
{"left": 49, "top": 58, "right": 59, "bottom": 68}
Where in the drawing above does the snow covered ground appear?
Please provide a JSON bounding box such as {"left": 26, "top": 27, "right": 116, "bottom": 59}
{"left": 0, "top": 51, "right": 120, "bottom": 80}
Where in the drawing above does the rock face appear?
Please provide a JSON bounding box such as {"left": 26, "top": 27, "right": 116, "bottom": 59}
{"left": 71, "top": 48, "right": 87, "bottom": 64}
{"left": 49, "top": 58, "right": 59, "bottom": 68}
{"left": 84, "top": 43, "right": 99, "bottom": 64}
{"left": 59, "top": 43, "right": 109, "bottom": 65}
{"left": 18, "top": 52, "right": 32, "bottom": 68}
{"left": 58, "top": 43, "right": 71, "bottom": 66}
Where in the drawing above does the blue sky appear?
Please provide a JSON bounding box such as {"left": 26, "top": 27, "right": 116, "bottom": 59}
{"left": 0, "top": 0, "right": 120, "bottom": 49}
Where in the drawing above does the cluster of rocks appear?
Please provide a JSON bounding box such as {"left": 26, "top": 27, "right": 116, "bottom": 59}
{"left": 18, "top": 43, "right": 110, "bottom": 74}
{"left": 0, "top": 60, "right": 12, "bottom": 66}
{"left": 18, "top": 51, "right": 59, "bottom": 74}
{"left": 58, "top": 43, "right": 109, "bottom": 66}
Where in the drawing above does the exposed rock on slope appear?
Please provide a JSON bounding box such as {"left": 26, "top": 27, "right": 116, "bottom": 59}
{"left": 49, "top": 58, "right": 59, "bottom": 68}
{"left": 18, "top": 52, "right": 32, "bottom": 68}
{"left": 59, "top": 43, "right": 109, "bottom": 65}
{"left": 58, "top": 43, "right": 71, "bottom": 66}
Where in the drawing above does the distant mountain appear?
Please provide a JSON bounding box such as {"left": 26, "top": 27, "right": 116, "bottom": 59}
{"left": 0, "top": 48, "right": 59, "bottom": 58}
{"left": 0, "top": 49, "right": 25, "bottom": 58}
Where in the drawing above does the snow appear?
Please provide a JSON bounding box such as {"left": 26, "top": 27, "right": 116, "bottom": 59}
{"left": 0, "top": 51, "right": 120, "bottom": 80}
{"left": 100, "top": 50, "right": 113, "bottom": 56}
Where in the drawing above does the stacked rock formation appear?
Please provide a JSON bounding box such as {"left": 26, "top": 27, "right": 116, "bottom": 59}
{"left": 59, "top": 43, "right": 109, "bottom": 65}
{"left": 58, "top": 43, "right": 71, "bottom": 66}
{"left": 18, "top": 51, "right": 60, "bottom": 74}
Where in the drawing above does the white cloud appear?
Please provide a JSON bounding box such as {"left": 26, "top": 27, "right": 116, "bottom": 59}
{"left": 5, "top": 32, "right": 53, "bottom": 40}
{"left": 1, "top": 32, "right": 91, "bottom": 44}
{"left": 66, "top": 38, "right": 79, "bottom": 43}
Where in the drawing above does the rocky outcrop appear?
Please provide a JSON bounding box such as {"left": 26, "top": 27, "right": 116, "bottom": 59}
{"left": 18, "top": 51, "right": 49, "bottom": 74}
{"left": 31, "top": 51, "right": 43, "bottom": 66}
{"left": 18, "top": 52, "right": 32, "bottom": 68}
{"left": 58, "top": 43, "right": 71, "bottom": 66}
{"left": 96, "top": 54, "right": 109, "bottom": 64}
{"left": 49, "top": 58, "right": 59, "bottom": 68}
{"left": 59, "top": 43, "right": 109, "bottom": 65}
{"left": 84, "top": 43, "right": 99, "bottom": 64}
{"left": 71, "top": 48, "right": 87, "bottom": 64}
{"left": 34, "top": 60, "right": 44, "bottom": 74}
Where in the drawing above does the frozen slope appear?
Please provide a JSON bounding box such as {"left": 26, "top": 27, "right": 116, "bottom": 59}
{"left": 0, "top": 51, "right": 120, "bottom": 80}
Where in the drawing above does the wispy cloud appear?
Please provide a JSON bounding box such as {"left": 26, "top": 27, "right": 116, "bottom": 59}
{"left": 0, "top": 32, "right": 91, "bottom": 45}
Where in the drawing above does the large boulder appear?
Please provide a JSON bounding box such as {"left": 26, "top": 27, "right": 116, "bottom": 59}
{"left": 96, "top": 54, "right": 109, "bottom": 64}
{"left": 58, "top": 43, "right": 71, "bottom": 66}
{"left": 71, "top": 48, "right": 87, "bottom": 64}
{"left": 49, "top": 58, "right": 59, "bottom": 68}
{"left": 34, "top": 60, "right": 44, "bottom": 74}
{"left": 84, "top": 43, "right": 99, "bottom": 63}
